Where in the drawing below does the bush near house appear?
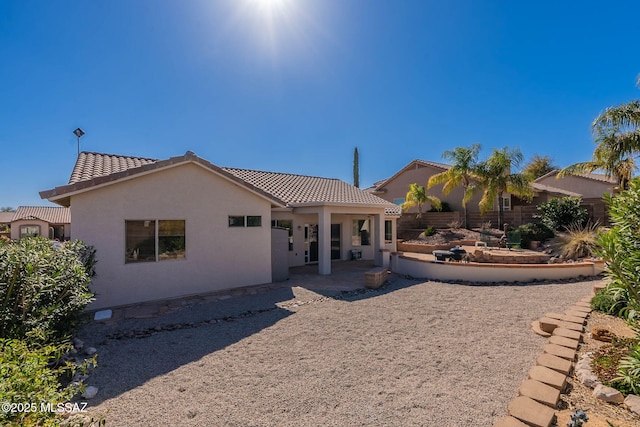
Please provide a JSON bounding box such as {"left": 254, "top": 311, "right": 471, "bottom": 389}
{"left": 513, "top": 222, "right": 554, "bottom": 248}
{"left": 594, "top": 178, "right": 640, "bottom": 396}
{"left": 0, "top": 237, "right": 98, "bottom": 426}
{"left": 534, "top": 197, "right": 588, "bottom": 231}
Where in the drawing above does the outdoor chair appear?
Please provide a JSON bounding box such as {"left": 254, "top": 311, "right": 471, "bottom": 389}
{"left": 506, "top": 230, "right": 522, "bottom": 250}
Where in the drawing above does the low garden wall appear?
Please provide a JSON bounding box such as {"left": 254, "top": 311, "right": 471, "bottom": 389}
{"left": 391, "top": 252, "right": 605, "bottom": 283}
{"left": 397, "top": 240, "right": 479, "bottom": 254}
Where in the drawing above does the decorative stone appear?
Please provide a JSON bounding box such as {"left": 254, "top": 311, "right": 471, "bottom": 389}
{"left": 536, "top": 353, "right": 572, "bottom": 375}
{"left": 531, "top": 321, "right": 551, "bottom": 337}
{"left": 592, "top": 326, "right": 616, "bottom": 342}
{"left": 593, "top": 384, "right": 624, "bottom": 404}
{"left": 81, "top": 386, "right": 98, "bottom": 399}
{"left": 625, "top": 394, "right": 640, "bottom": 416}
{"left": 543, "top": 343, "right": 576, "bottom": 361}
{"left": 72, "top": 338, "right": 84, "bottom": 350}
{"left": 493, "top": 416, "right": 529, "bottom": 427}
{"left": 518, "top": 379, "right": 561, "bottom": 408}
{"left": 85, "top": 346, "right": 97, "bottom": 356}
{"left": 508, "top": 396, "right": 556, "bottom": 427}
{"left": 552, "top": 327, "right": 583, "bottom": 342}
{"left": 548, "top": 335, "right": 580, "bottom": 350}
{"left": 94, "top": 309, "right": 112, "bottom": 321}
{"left": 576, "top": 368, "right": 600, "bottom": 388}
{"left": 528, "top": 365, "right": 567, "bottom": 391}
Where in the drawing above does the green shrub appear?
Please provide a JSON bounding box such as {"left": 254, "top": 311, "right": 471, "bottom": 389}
{"left": 429, "top": 202, "right": 451, "bottom": 212}
{"left": 616, "top": 341, "right": 640, "bottom": 396}
{"left": 0, "top": 237, "right": 95, "bottom": 344}
{"left": 597, "top": 178, "right": 640, "bottom": 322}
{"left": 0, "top": 339, "right": 90, "bottom": 427}
{"left": 423, "top": 226, "right": 436, "bottom": 237}
{"left": 591, "top": 287, "right": 629, "bottom": 316}
{"left": 534, "top": 197, "right": 588, "bottom": 231}
{"left": 514, "top": 222, "right": 554, "bottom": 248}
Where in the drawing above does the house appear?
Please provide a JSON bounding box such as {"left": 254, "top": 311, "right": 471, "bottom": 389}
{"left": 369, "top": 160, "right": 615, "bottom": 228}
{"left": 40, "top": 151, "right": 400, "bottom": 310}
{"left": 0, "top": 206, "right": 71, "bottom": 240}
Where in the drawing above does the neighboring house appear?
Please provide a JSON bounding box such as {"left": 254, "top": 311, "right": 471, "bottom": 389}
{"left": 40, "top": 151, "right": 399, "bottom": 310}
{"left": 2, "top": 206, "right": 71, "bottom": 240}
{"left": 369, "top": 160, "right": 616, "bottom": 228}
{"left": 368, "top": 159, "right": 501, "bottom": 213}
{"left": 0, "top": 211, "right": 13, "bottom": 239}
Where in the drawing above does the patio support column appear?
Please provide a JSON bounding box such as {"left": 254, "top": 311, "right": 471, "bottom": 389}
{"left": 318, "top": 207, "right": 331, "bottom": 275}
{"left": 373, "top": 212, "right": 384, "bottom": 267}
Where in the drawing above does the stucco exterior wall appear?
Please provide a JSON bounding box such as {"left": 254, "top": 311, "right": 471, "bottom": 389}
{"left": 11, "top": 219, "right": 49, "bottom": 240}
{"left": 70, "top": 163, "right": 273, "bottom": 310}
{"left": 536, "top": 174, "right": 614, "bottom": 199}
{"left": 375, "top": 163, "right": 487, "bottom": 213}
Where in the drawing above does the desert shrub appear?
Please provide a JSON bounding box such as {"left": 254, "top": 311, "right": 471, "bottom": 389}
{"left": 0, "top": 339, "right": 95, "bottom": 427}
{"left": 0, "top": 237, "right": 95, "bottom": 344}
{"left": 552, "top": 222, "right": 601, "bottom": 260}
{"left": 447, "top": 220, "right": 464, "bottom": 229}
{"left": 597, "top": 178, "right": 640, "bottom": 323}
{"left": 423, "top": 226, "right": 436, "bottom": 237}
{"left": 514, "top": 222, "right": 554, "bottom": 248}
{"left": 534, "top": 197, "right": 588, "bottom": 231}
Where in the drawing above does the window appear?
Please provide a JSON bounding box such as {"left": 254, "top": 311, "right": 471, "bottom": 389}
{"left": 352, "top": 219, "right": 370, "bottom": 246}
{"left": 125, "top": 220, "right": 185, "bottom": 263}
{"left": 385, "top": 220, "right": 393, "bottom": 243}
{"left": 502, "top": 196, "right": 511, "bottom": 211}
{"left": 229, "top": 215, "right": 262, "bottom": 227}
{"left": 20, "top": 225, "right": 40, "bottom": 239}
{"left": 272, "top": 219, "right": 294, "bottom": 251}
{"left": 228, "top": 216, "right": 245, "bottom": 227}
{"left": 393, "top": 198, "right": 405, "bottom": 206}
{"left": 247, "top": 216, "right": 262, "bottom": 227}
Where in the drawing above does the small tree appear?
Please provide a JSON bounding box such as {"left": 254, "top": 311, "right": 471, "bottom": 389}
{"left": 402, "top": 183, "right": 442, "bottom": 219}
{"left": 534, "top": 197, "right": 588, "bottom": 231}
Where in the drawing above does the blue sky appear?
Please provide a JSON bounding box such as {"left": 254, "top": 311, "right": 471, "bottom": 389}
{"left": 2, "top": 0, "right": 640, "bottom": 208}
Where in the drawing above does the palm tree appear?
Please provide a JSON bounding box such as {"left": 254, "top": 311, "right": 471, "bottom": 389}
{"left": 402, "top": 183, "right": 442, "bottom": 219}
{"left": 522, "top": 154, "right": 557, "bottom": 180}
{"left": 559, "top": 97, "right": 640, "bottom": 190}
{"left": 0, "top": 207, "right": 15, "bottom": 212}
{"left": 475, "top": 147, "right": 533, "bottom": 230}
{"left": 427, "top": 143, "right": 481, "bottom": 228}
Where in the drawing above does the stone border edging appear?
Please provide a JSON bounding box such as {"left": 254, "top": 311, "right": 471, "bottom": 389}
{"left": 494, "top": 288, "right": 595, "bottom": 427}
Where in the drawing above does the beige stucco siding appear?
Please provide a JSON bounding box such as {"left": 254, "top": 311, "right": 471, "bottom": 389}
{"left": 376, "top": 163, "right": 486, "bottom": 213}
{"left": 70, "top": 163, "right": 273, "bottom": 310}
{"left": 536, "top": 175, "right": 614, "bottom": 199}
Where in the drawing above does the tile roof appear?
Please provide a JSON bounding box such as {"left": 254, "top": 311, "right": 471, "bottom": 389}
{"left": 535, "top": 169, "right": 619, "bottom": 185}
{"left": 371, "top": 159, "right": 450, "bottom": 191}
{"left": 69, "top": 152, "right": 158, "bottom": 184}
{"left": 13, "top": 206, "right": 71, "bottom": 223}
{"left": 0, "top": 212, "right": 15, "bottom": 223}
{"left": 222, "top": 168, "right": 395, "bottom": 207}
{"left": 531, "top": 182, "right": 581, "bottom": 197}
{"left": 42, "top": 151, "right": 397, "bottom": 212}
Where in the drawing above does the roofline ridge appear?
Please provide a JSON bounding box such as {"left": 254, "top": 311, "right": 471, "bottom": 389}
{"left": 79, "top": 151, "right": 159, "bottom": 161}
{"left": 221, "top": 166, "right": 341, "bottom": 181}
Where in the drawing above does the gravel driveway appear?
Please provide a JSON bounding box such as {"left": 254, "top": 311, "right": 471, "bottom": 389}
{"left": 77, "top": 271, "right": 597, "bottom": 426}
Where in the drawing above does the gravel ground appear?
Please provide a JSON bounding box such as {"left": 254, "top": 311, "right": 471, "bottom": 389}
{"left": 77, "top": 274, "right": 599, "bottom": 426}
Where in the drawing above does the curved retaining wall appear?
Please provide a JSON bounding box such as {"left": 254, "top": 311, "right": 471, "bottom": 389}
{"left": 391, "top": 253, "right": 605, "bottom": 283}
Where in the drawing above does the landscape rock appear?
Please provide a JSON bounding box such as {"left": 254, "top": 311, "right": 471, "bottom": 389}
{"left": 72, "top": 337, "right": 84, "bottom": 350}
{"left": 84, "top": 346, "right": 97, "bottom": 356}
{"left": 593, "top": 384, "right": 624, "bottom": 404}
{"left": 624, "top": 394, "right": 640, "bottom": 416}
{"left": 591, "top": 326, "right": 616, "bottom": 342}
{"left": 81, "top": 386, "right": 99, "bottom": 399}
{"left": 576, "top": 368, "right": 600, "bottom": 388}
